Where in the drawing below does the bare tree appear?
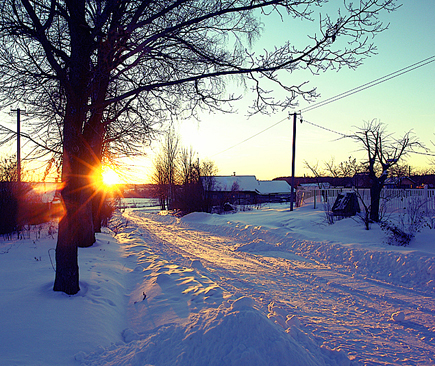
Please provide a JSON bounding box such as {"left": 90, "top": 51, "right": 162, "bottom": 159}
{"left": 353, "top": 119, "right": 421, "bottom": 222}
{"left": 152, "top": 129, "right": 180, "bottom": 210}
{"left": 303, "top": 159, "right": 326, "bottom": 190}
{"left": 0, "top": 0, "right": 399, "bottom": 294}
{"left": 177, "top": 150, "right": 219, "bottom": 213}
{"left": 0, "top": 156, "right": 19, "bottom": 235}
{"left": 303, "top": 160, "right": 323, "bottom": 178}
{"left": 324, "top": 156, "right": 362, "bottom": 178}
{"left": 153, "top": 135, "right": 218, "bottom": 213}
{"left": 305, "top": 156, "right": 362, "bottom": 180}
{"left": 179, "top": 147, "right": 198, "bottom": 186}
{"left": 152, "top": 154, "right": 168, "bottom": 211}
{"left": 0, "top": 156, "right": 18, "bottom": 183}
{"left": 177, "top": 147, "right": 202, "bottom": 213}
{"left": 199, "top": 159, "right": 218, "bottom": 213}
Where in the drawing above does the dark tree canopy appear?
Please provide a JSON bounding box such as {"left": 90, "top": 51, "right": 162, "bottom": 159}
{"left": 0, "top": 0, "right": 399, "bottom": 294}
{"left": 0, "top": 0, "right": 398, "bottom": 145}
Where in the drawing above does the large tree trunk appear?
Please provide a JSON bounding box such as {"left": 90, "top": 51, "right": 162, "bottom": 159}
{"left": 369, "top": 183, "right": 382, "bottom": 222}
{"left": 53, "top": 1, "right": 101, "bottom": 293}
{"left": 53, "top": 151, "right": 96, "bottom": 293}
{"left": 53, "top": 201, "right": 80, "bottom": 295}
{"left": 72, "top": 137, "right": 97, "bottom": 249}
{"left": 92, "top": 191, "right": 104, "bottom": 233}
{"left": 77, "top": 190, "right": 96, "bottom": 247}
{"left": 53, "top": 104, "right": 95, "bottom": 293}
{"left": 53, "top": 160, "right": 82, "bottom": 295}
{"left": 89, "top": 141, "right": 105, "bottom": 235}
{"left": 83, "top": 73, "right": 109, "bottom": 235}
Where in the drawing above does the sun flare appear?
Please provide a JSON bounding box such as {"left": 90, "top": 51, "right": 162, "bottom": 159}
{"left": 102, "top": 168, "right": 121, "bottom": 186}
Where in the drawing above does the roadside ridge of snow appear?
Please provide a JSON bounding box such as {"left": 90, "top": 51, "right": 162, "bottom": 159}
{"left": 178, "top": 212, "right": 435, "bottom": 294}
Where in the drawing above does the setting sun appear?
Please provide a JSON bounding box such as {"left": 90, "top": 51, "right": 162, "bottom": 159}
{"left": 102, "top": 168, "right": 121, "bottom": 186}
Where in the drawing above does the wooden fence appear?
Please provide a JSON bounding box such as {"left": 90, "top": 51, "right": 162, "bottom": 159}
{"left": 297, "top": 187, "right": 435, "bottom": 213}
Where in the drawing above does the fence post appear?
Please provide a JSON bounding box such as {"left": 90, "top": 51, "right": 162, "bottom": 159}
{"left": 424, "top": 184, "right": 428, "bottom": 214}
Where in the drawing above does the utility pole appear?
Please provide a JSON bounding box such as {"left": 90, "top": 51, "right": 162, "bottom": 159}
{"left": 290, "top": 113, "right": 296, "bottom": 211}
{"left": 290, "top": 112, "right": 301, "bottom": 211}
{"left": 11, "top": 107, "right": 21, "bottom": 183}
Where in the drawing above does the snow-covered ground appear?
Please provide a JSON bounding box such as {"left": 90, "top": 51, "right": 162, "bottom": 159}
{"left": 1, "top": 203, "right": 434, "bottom": 365}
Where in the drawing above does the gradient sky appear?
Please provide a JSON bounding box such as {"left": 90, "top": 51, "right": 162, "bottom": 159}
{"left": 156, "top": 1, "right": 435, "bottom": 183}
{"left": 1, "top": 1, "right": 434, "bottom": 183}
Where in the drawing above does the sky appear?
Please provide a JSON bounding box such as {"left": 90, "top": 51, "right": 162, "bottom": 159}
{"left": 0, "top": 1, "right": 434, "bottom": 183}
{"left": 163, "top": 0, "right": 435, "bottom": 183}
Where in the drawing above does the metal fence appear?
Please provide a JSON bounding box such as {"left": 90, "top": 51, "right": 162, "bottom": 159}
{"left": 297, "top": 187, "right": 435, "bottom": 213}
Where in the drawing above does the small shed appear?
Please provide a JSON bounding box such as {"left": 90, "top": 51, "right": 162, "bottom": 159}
{"left": 331, "top": 192, "right": 360, "bottom": 217}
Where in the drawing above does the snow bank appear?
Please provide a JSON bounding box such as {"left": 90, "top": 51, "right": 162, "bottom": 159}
{"left": 81, "top": 296, "right": 348, "bottom": 366}
{"left": 179, "top": 205, "right": 435, "bottom": 293}
{"left": 1, "top": 203, "right": 433, "bottom": 365}
{"left": 0, "top": 226, "right": 129, "bottom": 365}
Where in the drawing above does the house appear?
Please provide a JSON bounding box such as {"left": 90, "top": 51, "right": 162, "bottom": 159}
{"left": 299, "top": 182, "right": 331, "bottom": 189}
{"left": 384, "top": 176, "right": 416, "bottom": 189}
{"left": 257, "top": 180, "right": 293, "bottom": 202}
{"left": 412, "top": 174, "right": 435, "bottom": 188}
{"left": 274, "top": 176, "right": 355, "bottom": 188}
{"left": 206, "top": 175, "right": 292, "bottom": 206}
{"left": 351, "top": 172, "right": 372, "bottom": 188}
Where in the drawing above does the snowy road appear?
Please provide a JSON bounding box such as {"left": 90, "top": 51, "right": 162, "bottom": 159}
{"left": 122, "top": 210, "right": 435, "bottom": 366}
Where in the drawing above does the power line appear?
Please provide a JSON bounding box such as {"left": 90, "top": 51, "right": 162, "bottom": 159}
{"left": 212, "top": 55, "right": 435, "bottom": 156}
{"left": 212, "top": 117, "right": 288, "bottom": 156}
{"left": 302, "top": 55, "right": 435, "bottom": 113}
{"left": 303, "top": 119, "right": 435, "bottom": 157}
{"left": 301, "top": 119, "right": 349, "bottom": 137}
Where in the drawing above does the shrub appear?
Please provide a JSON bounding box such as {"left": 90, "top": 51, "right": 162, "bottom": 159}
{"left": 0, "top": 182, "right": 18, "bottom": 235}
{"left": 100, "top": 199, "right": 117, "bottom": 227}
{"left": 323, "top": 201, "right": 334, "bottom": 225}
{"left": 380, "top": 221, "right": 413, "bottom": 246}
{"left": 401, "top": 196, "right": 429, "bottom": 234}
{"left": 0, "top": 157, "right": 19, "bottom": 235}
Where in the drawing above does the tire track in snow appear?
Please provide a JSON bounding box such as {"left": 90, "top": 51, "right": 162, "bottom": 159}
{"left": 124, "top": 211, "right": 435, "bottom": 366}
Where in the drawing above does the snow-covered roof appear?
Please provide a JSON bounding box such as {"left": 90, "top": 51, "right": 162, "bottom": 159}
{"left": 213, "top": 175, "right": 260, "bottom": 192}
{"left": 257, "top": 180, "right": 291, "bottom": 195}
{"left": 212, "top": 176, "right": 291, "bottom": 195}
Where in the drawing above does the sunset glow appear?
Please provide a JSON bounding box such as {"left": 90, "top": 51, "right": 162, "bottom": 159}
{"left": 102, "top": 168, "right": 121, "bottom": 186}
